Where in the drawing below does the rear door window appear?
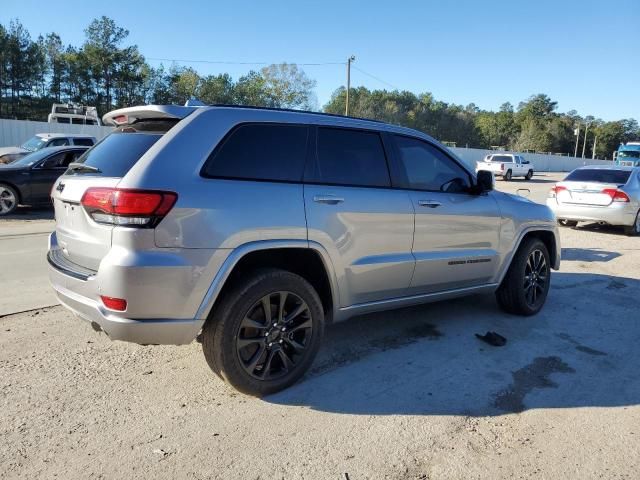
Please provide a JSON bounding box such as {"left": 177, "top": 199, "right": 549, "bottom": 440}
{"left": 202, "top": 124, "right": 309, "bottom": 182}
{"left": 306, "top": 127, "right": 390, "bottom": 187}
{"left": 48, "top": 138, "right": 70, "bottom": 147}
{"left": 68, "top": 133, "right": 162, "bottom": 177}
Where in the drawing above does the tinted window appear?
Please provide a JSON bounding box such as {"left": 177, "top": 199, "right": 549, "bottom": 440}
{"left": 394, "top": 135, "right": 470, "bottom": 192}
{"left": 490, "top": 155, "right": 511, "bottom": 162}
{"left": 73, "top": 138, "right": 95, "bottom": 146}
{"left": 565, "top": 169, "right": 631, "bottom": 184}
{"left": 48, "top": 138, "right": 69, "bottom": 147}
{"left": 40, "top": 151, "right": 82, "bottom": 169}
{"left": 307, "top": 127, "right": 390, "bottom": 187}
{"left": 203, "top": 124, "right": 309, "bottom": 182}
{"left": 69, "top": 133, "right": 161, "bottom": 177}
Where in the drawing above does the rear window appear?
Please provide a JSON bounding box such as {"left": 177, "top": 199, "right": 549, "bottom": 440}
{"left": 565, "top": 169, "right": 631, "bottom": 184}
{"left": 490, "top": 155, "right": 511, "bottom": 162}
{"left": 306, "top": 127, "right": 390, "bottom": 187}
{"left": 202, "top": 124, "right": 309, "bottom": 182}
{"left": 69, "top": 133, "right": 161, "bottom": 177}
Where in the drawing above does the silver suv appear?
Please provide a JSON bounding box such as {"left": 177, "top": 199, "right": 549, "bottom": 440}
{"left": 48, "top": 105, "right": 561, "bottom": 395}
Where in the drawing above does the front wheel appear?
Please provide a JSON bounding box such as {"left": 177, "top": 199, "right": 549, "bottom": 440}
{"left": 503, "top": 170, "right": 512, "bottom": 181}
{"left": 0, "top": 183, "right": 18, "bottom": 216}
{"left": 496, "top": 238, "right": 551, "bottom": 316}
{"left": 201, "top": 269, "right": 325, "bottom": 396}
{"left": 525, "top": 170, "right": 533, "bottom": 180}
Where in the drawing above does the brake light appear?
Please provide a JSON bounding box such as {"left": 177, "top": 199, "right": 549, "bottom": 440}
{"left": 548, "top": 185, "right": 566, "bottom": 198}
{"left": 101, "top": 295, "right": 127, "bottom": 311}
{"left": 602, "top": 188, "right": 630, "bottom": 202}
{"left": 81, "top": 188, "right": 177, "bottom": 227}
{"left": 500, "top": 163, "right": 504, "bottom": 171}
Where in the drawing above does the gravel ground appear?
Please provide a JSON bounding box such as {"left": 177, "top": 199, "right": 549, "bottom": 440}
{"left": 2, "top": 174, "right": 639, "bottom": 479}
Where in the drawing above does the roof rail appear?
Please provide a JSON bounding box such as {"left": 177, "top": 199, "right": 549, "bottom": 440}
{"left": 206, "top": 103, "right": 385, "bottom": 124}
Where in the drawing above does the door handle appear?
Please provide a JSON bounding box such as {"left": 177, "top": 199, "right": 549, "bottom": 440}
{"left": 418, "top": 200, "right": 442, "bottom": 208}
{"left": 313, "top": 195, "right": 344, "bottom": 205}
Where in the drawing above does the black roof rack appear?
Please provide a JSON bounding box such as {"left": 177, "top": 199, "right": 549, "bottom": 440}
{"left": 205, "top": 103, "right": 386, "bottom": 124}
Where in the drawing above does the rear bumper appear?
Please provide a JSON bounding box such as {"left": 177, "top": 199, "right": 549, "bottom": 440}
{"left": 47, "top": 232, "right": 206, "bottom": 345}
{"left": 547, "top": 199, "right": 637, "bottom": 226}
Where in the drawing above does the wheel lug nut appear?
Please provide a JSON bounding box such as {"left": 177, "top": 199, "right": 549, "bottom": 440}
{"left": 268, "top": 342, "right": 273, "bottom": 347}
{"left": 281, "top": 327, "right": 286, "bottom": 332}
{"left": 273, "top": 323, "right": 277, "bottom": 327}
{"left": 279, "top": 339, "right": 283, "bottom": 344}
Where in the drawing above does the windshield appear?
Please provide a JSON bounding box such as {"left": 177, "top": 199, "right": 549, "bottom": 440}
{"left": 619, "top": 150, "right": 640, "bottom": 159}
{"left": 1, "top": 149, "right": 56, "bottom": 168}
{"left": 20, "top": 136, "right": 47, "bottom": 152}
{"left": 565, "top": 169, "right": 631, "bottom": 184}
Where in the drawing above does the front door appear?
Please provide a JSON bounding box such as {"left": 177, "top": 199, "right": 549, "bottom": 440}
{"left": 304, "top": 126, "right": 415, "bottom": 306}
{"left": 390, "top": 134, "right": 502, "bottom": 294}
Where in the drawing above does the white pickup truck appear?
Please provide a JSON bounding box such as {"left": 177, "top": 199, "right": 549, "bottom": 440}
{"left": 476, "top": 153, "right": 534, "bottom": 181}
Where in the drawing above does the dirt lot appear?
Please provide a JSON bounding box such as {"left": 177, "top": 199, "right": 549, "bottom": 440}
{"left": 1, "top": 174, "right": 639, "bottom": 479}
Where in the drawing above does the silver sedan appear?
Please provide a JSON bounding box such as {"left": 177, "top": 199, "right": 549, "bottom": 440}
{"left": 547, "top": 165, "right": 640, "bottom": 235}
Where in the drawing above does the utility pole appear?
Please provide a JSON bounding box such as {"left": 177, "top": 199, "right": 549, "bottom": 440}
{"left": 592, "top": 135, "right": 598, "bottom": 159}
{"left": 581, "top": 121, "right": 590, "bottom": 158}
{"left": 574, "top": 126, "right": 580, "bottom": 158}
{"left": 345, "top": 55, "right": 355, "bottom": 116}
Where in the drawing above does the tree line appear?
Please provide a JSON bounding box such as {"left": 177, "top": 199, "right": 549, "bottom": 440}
{"left": 1, "top": 16, "right": 637, "bottom": 159}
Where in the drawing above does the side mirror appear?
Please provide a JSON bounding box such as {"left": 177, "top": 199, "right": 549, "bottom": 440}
{"left": 475, "top": 170, "right": 494, "bottom": 194}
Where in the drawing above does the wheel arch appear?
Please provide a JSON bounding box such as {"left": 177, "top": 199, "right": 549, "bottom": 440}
{"left": 496, "top": 226, "right": 560, "bottom": 284}
{"left": 196, "top": 240, "right": 340, "bottom": 324}
{"left": 0, "top": 181, "right": 23, "bottom": 204}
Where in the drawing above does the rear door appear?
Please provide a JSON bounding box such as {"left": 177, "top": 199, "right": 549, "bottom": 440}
{"left": 304, "top": 126, "right": 415, "bottom": 306}
{"left": 390, "top": 135, "right": 501, "bottom": 294}
{"left": 30, "top": 150, "right": 84, "bottom": 202}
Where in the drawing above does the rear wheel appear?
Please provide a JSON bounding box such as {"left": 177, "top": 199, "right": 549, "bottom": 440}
{"left": 624, "top": 210, "right": 640, "bottom": 236}
{"left": 558, "top": 219, "right": 578, "bottom": 227}
{"left": 201, "top": 269, "right": 324, "bottom": 396}
{"left": 503, "top": 170, "right": 512, "bottom": 181}
{"left": 525, "top": 169, "right": 533, "bottom": 180}
{"left": 0, "top": 184, "right": 18, "bottom": 216}
{"left": 496, "top": 238, "right": 551, "bottom": 316}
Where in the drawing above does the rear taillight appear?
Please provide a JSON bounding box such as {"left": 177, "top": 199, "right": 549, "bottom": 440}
{"left": 548, "top": 185, "right": 566, "bottom": 198}
{"left": 602, "top": 188, "right": 630, "bottom": 202}
{"left": 81, "top": 188, "right": 177, "bottom": 227}
{"left": 500, "top": 163, "right": 504, "bottom": 171}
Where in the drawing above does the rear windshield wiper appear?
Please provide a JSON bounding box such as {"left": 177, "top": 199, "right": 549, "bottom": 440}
{"left": 68, "top": 162, "right": 102, "bottom": 173}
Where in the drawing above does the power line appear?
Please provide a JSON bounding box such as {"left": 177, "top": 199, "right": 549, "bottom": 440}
{"left": 146, "top": 57, "right": 345, "bottom": 66}
{"left": 351, "top": 65, "right": 400, "bottom": 90}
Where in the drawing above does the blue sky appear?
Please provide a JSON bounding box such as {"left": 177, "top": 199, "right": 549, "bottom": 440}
{"left": 2, "top": 0, "right": 638, "bottom": 121}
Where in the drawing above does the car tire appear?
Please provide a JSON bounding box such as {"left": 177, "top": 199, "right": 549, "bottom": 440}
{"left": 525, "top": 170, "right": 533, "bottom": 180}
{"left": 201, "top": 268, "right": 325, "bottom": 396}
{"left": 0, "top": 183, "right": 19, "bottom": 216}
{"left": 496, "top": 237, "right": 551, "bottom": 316}
{"left": 558, "top": 219, "right": 578, "bottom": 227}
{"left": 624, "top": 210, "right": 640, "bottom": 236}
{"left": 503, "top": 170, "right": 512, "bottom": 181}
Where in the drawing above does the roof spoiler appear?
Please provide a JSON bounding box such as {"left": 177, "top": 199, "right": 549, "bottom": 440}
{"left": 102, "top": 105, "right": 200, "bottom": 126}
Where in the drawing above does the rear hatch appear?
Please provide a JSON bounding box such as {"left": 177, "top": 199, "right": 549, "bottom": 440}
{"left": 51, "top": 112, "right": 187, "bottom": 271}
{"left": 555, "top": 169, "right": 632, "bottom": 207}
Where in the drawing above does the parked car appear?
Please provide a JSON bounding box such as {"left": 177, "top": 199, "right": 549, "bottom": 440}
{"left": 0, "top": 133, "right": 96, "bottom": 165}
{"left": 48, "top": 105, "right": 560, "bottom": 396}
{"left": 476, "top": 153, "right": 534, "bottom": 181}
{"left": 547, "top": 165, "right": 640, "bottom": 235}
{"left": 0, "top": 146, "right": 89, "bottom": 215}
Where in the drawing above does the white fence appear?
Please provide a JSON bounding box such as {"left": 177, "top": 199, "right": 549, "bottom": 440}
{"left": 450, "top": 147, "right": 612, "bottom": 173}
{"left": 0, "top": 118, "right": 113, "bottom": 147}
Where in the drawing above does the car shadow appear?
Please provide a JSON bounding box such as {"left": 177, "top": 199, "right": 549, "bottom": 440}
{"left": 266, "top": 272, "right": 640, "bottom": 416}
{"left": 499, "top": 176, "right": 557, "bottom": 184}
{"left": 0, "top": 206, "right": 54, "bottom": 221}
{"left": 561, "top": 248, "right": 621, "bottom": 262}
{"left": 573, "top": 222, "right": 629, "bottom": 236}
